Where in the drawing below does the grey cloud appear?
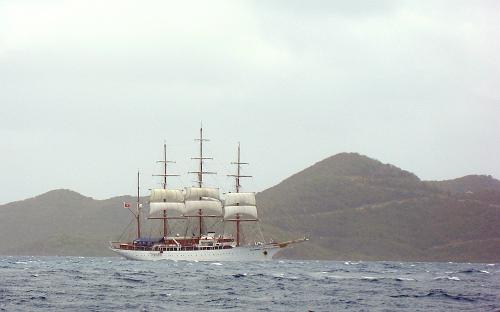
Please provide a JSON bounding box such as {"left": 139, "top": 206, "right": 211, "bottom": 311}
{"left": 0, "top": 1, "right": 499, "bottom": 203}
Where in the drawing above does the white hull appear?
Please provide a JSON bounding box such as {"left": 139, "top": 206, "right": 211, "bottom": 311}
{"left": 110, "top": 245, "right": 281, "bottom": 261}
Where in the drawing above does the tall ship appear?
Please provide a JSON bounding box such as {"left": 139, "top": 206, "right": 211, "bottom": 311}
{"left": 110, "top": 127, "right": 306, "bottom": 261}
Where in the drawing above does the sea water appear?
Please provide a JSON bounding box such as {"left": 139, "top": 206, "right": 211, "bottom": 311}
{"left": 0, "top": 256, "right": 498, "bottom": 311}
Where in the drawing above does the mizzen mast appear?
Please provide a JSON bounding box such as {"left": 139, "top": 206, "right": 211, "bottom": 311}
{"left": 226, "top": 143, "right": 257, "bottom": 246}
{"left": 227, "top": 142, "right": 251, "bottom": 193}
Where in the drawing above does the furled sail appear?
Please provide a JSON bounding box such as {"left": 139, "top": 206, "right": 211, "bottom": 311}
{"left": 184, "top": 187, "right": 220, "bottom": 201}
{"left": 223, "top": 192, "right": 258, "bottom": 220}
{"left": 224, "top": 205, "right": 258, "bottom": 220}
{"left": 183, "top": 187, "right": 222, "bottom": 215}
{"left": 149, "top": 202, "right": 186, "bottom": 215}
{"left": 149, "top": 189, "right": 185, "bottom": 216}
{"left": 150, "top": 189, "right": 184, "bottom": 203}
{"left": 185, "top": 200, "right": 223, "bottom": 216}
{"left": 224, "top": 192, "right": 256, "bottom": 206}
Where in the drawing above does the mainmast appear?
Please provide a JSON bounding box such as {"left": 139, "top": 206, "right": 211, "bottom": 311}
{"left": 152, "top": 143, "right": 179, "bottom": 239}
{"left": 188, "top": 127, "right": 217, "bottom": 237}
{"left": 189, "top": 127, "right": 216, "bottom": 187}
{"left": 227, "top": 143, "right": 253, "bottom": 246}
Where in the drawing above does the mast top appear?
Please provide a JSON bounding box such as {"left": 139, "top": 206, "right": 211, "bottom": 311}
{"left": 228, "top": 142, "right": 252, "bottom": 193}
{"left": 189, "top": 127, "right": 216, "bottom": 187}
{"left": 153, "top": 142, "right": 179, "bottom": 189}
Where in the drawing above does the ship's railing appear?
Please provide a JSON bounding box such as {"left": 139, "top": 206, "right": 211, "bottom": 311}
{"left": 109, "top": 241, "right": 154, "bottom": 251}
{"left": 109, "top": 241, "right": 236, "bottom": 251}
{"left": 155, "top": 245, "right": 232, "bottom": 252}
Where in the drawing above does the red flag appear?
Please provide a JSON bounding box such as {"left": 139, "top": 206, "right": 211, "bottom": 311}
{"left": 123, "top": 202, "right": 131, "bottom": 208}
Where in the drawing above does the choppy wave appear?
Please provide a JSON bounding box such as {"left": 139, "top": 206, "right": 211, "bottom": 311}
{"left": 433, "top": 276, "right": 461, "bottom": 281}
{"left": 390, "top": 289, "right": 479, "bottom": 302}
{"left": 459, "top": 268, "right": 490, "bottom": 274}
{"left": 0, "top": 257, "right": 498, "bottom": 311}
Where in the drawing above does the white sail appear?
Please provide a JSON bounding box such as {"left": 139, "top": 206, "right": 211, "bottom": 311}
{"left": 185, "top": 187, "right": 220, "bottom": 201}
{"left": 185, "top": 200, "right": 223, "bottom": 216}
{"left": 150, "top": 189, "right": 184, "bottom": 203}
{"left": 224, "top": 192, "right": 258, "bottom": 220}
{"left": 149, "top": 202, "right": 186, "bottom": 216}
{"left": 224, "top": 192, "right": 256, "bottom": 206}
{"left": 224, "top": 205, "right": 258, "bottom": 220}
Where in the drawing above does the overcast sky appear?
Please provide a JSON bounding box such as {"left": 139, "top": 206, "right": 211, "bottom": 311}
{"left": 1, "top": 0, "right": 499, "bottom": 204}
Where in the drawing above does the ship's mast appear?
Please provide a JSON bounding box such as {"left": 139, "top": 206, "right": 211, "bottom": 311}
{"left": 189, "top": 127, "right": 215, "bottom": 187}
{"left": 228, "top": 142, "right": 251, "bottom": 193}
{"left": 136, "top": 171, "right": 141, "bottom": 239}
{"left": 227, "top": 142, "right": 252, "bottom": 246}
{"left": 152, "top": 143, "right": 178, "bottom": 238}
{"left": 188, "top": 127, "right": 216, "bottom": 237}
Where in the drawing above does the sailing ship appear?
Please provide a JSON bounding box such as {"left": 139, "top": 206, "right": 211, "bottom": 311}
{"left": 110, "top": 128, "right": 306, "bottom": 261}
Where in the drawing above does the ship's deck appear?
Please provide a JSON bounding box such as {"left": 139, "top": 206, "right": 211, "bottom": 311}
{"left": 111, "top": 236, "right": 237, "bottom": 252}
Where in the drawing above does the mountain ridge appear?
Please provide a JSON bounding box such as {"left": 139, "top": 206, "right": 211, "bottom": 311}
{"left": 1, "top": 153, "right": 499, "bottom": 262}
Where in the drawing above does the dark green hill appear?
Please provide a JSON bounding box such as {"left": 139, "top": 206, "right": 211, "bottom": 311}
{"left": 0, "top": 189, "right": 140, "bottom": 256}
{"left": 1, "top": 154, "right": 499, "bottom": 262}
{"left": 258, "top": 153, "right": 433, "bottom": 217}
{"left": 257, "top": 154, "right": 500, "bottom": 262}
{"left": 427, "top": 175, "right": 500, "bottom": 194}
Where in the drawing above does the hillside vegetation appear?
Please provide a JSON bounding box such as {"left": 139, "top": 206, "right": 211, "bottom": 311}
{"left": 1, "top": 153, "right": 499, "bottom": 262}
{"left": 258, "top": 153, "right": 500, "bottom": 262}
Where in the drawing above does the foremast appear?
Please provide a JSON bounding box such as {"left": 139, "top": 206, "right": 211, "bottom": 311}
{"left": 226, "top": 143, "right": 257, "bottom": 246}
{"left": 148, "top": 143, "right": 184, "bottom": 240}
{"left": 136, "top": 171, "right": 141, "bottom": 238}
